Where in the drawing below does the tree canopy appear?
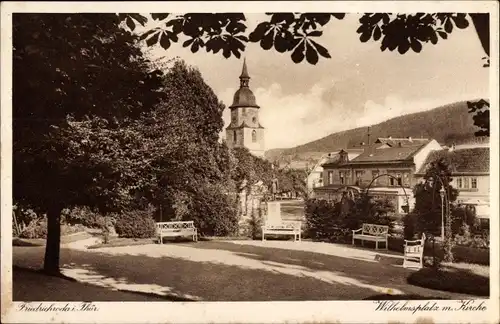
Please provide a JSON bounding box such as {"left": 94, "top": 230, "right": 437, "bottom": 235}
{"left": 13, "top": 13, "right": 165, "bottom": 273}
{"left": 120, "top": 12, "right": 491, "bottom": 135}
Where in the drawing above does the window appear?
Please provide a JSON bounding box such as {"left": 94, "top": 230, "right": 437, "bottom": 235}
{"left": 463, "top": 177, "right": 470, "bottom": 189}
{"left": 355, "top": 171, "right": 363, "bottom": 185}
{"left": 396, "top": 173, "right": 402, "bottom": 186}
{"left": 457, "top": 177, "right": 463, "bottom": 188}
{"left": 372, "top": 171, "right": 379, "bottom": 184}
{"left": 339, "top": 171, "right": 345, "bottom": 185}
{"left": 233, "top": 131, "right": 237, "bottom": 143}
{"left": 328, "top": 171, "right": 334, "bottom": 185}
{"left": 471, "top": 177, "right": 478, "bottom": 189}
{"left": 252, "top": 130, "right": 257, "bottom": 143}
{"left": 403, "top": 172, "right": 410, "bottom": 186}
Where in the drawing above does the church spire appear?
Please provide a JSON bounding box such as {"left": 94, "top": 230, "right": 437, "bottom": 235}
{"left": 239, "top": 58, "right": 250, "bottom": 88}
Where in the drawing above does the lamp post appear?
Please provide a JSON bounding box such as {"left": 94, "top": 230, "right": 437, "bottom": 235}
{"left": 439, "top": 186, "right": 445, "bottom": 240}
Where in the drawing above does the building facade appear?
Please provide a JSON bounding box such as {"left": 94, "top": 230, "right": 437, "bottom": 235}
{"left": 415, "top": 146, "right": 490, "bottom": 218}
{"left": 313, "top": 138, "right": 442, "bottom": 215}
{"left": 225, "top": 59, "right": 265, "bottom": 157}
{"left": 306, "top": 149, "right": 364, "bottom": 197}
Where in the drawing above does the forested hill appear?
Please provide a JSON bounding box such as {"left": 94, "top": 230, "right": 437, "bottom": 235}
{"left": 265, "top": 100, "right": 488, "bottom": 163}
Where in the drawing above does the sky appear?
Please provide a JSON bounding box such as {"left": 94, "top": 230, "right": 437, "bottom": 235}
{"left": 142, "top": 13, "right": 489, "bottom": 150}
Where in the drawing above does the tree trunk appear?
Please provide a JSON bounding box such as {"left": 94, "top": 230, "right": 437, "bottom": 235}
{"left": 43, "top": 205, "right": 63, "bottom": 275}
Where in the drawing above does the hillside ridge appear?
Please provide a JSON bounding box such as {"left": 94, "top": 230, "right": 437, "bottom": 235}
{"left": 265, "top": 100, "right": 487, "bottom": 165}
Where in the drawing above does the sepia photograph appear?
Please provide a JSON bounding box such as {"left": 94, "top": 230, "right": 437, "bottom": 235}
{"left": 1, "top": 2, "right": 498, "bottom": 323}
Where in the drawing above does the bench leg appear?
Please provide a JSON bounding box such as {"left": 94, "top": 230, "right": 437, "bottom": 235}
{"left": 386, "top": 239, "right": 388, "bottom": 250}
{"left": 159, "top": 234, "right": 163, "bottom": 245}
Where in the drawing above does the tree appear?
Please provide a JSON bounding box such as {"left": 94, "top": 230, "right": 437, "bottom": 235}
{"left": 13, "top": 14, "right": 164, "bottom": 274}
{"left": 134, "top": 61, "right": 240, "bottom": 235}
{"left": 120, "top": 12, "right": 491, "bottom": 136}
{"left": 412, "top": 157, "right": 459, "bottom": 262}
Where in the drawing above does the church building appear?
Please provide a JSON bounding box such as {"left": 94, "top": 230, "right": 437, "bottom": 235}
{"left": 225, "top": 59, "right": 265, "bottom": 157}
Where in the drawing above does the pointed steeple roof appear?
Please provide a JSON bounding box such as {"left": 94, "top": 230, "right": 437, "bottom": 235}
{"left": 230, "top": 58, "right": 259, "bottom": 109}
{"left": 240, "top": 58, "right": 250, "bottom": 79}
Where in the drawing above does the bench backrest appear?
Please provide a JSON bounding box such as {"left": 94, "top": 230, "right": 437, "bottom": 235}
{"left": 405, "top": 233, "right": 426, "bottom": 254}
{"left": 156, "top": 221, "right": 195, "bottom": 232}
{"left": 362, "top": 223, "right": 389, "bottom": 236}
{"left": 264, "top": 221, "right": 301, "bottom": 230}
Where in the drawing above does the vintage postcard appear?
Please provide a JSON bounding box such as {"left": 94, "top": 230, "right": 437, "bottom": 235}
{"left": 1, "top": 1, "right": 499, "bottom": 323}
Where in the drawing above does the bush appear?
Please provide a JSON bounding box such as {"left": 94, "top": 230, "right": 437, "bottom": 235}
{"left": 403, "top": 212, "right": 419, "bottom": 240}
{"left": 19, "top": 219, "right": 87, "bottom": 239}
{"left": 304, "top": 199, "right": 341, "bottom": 241}
{"left": 62, "top": 207, "right": 110, "bottom": 229}
{"left": 19, "top": 219, "right": 48, "bottom": 239}
{"left": 454, "top": 229, "right": 489, "bottom": 249}
{"left": 305, "top": 195, "right": 396, "bottom": 243}
{"left": 407, "top": 264, "right": 489, "bottom": 296}
{"left": 114, "top": 209, "right": 156, "bottom": 238}
{"left": 190, "top": 183, "right": 239, "bottom": 237}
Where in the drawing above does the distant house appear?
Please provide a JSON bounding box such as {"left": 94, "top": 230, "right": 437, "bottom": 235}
{"left": 306, "top": 149, "right": 364, "bottom": 196}
{"left": 415, "top": 147, "right": 490, "bottom": 219}
{"left": 313, "top": 138, "right": 442, "bottom": 215}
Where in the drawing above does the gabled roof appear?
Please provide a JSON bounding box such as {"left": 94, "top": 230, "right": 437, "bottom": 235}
{"left": 351, "top": 145, "right": 425, "bottom": 163}
{"left": 374, "top": 137, "right": 430, "bottom": 148}
{"left": 320, "top": 149, "right": 364, "bottom": 168}
{"left": 416, "top": 147, "right": 490, "bottom": 174}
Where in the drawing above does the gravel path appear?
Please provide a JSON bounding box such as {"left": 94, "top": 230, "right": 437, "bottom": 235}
{"left": 13, "top": 239, "right": 477, "bottom": 301}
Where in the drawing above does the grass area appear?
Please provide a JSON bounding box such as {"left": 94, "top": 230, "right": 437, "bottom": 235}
{"left": 407, "top": 262, "right": 489, "bottom": 296}
{"left": 13, "top": 231, "right": 92, "bottom": 247}
{"left": 87, "top": 237, "right": 156, "bottom": 249}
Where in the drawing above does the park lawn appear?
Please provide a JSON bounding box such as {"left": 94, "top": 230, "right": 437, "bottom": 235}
{"left": 407, "top": 262, "right": 490, "bottom": 296}
{"left": 13, "top": 231, "right": 93, "bottom": 247}
{"left": 87, "top": 237, "right": 157, "bottom": 249}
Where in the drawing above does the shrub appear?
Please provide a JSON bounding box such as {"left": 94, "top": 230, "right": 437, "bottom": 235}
{"left": 304, "top": 198, "right": 340, "bottom": 241}
{"left": 305, "top": 195, "right": 396, "bottom": 243}
{"left": 407, "top": 265, "right": 489, "bottom": 296}
{"left": 62, "top": 207, "right": 110, "bottom": 229}
{"left": 19, "top": 219, "right": 47, "bottom": 239}
{"left": 454, "top": 229, "right": 489, "bottom": 249}
{"left": 114, "top": 208, "right": 156, "bottom": 238}
{"left": 190, "top": 183, "right": 239, "bottom": 237}
{"left": 403, "top": 212, "right": 419, "bottom": 240}
{"left": 61, "top": 223, "right": 86, "bottom": 236}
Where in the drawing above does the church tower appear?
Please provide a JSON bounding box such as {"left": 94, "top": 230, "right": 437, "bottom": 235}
{"left": 226, "top": 59, "right": 265, "bottom": 157}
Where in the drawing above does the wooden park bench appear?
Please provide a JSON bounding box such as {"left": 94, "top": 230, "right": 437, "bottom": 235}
{"left": 352, "top": 223, "right": 389, "bottom": 250}
{"left": 262, "top": 221, "right": 302, "bottom": 242}
{"left": 403, "top": 233, "right": 426, "bottom": 269}
{"left": 156, "top": 221, "right": 198, "bottom": 244}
